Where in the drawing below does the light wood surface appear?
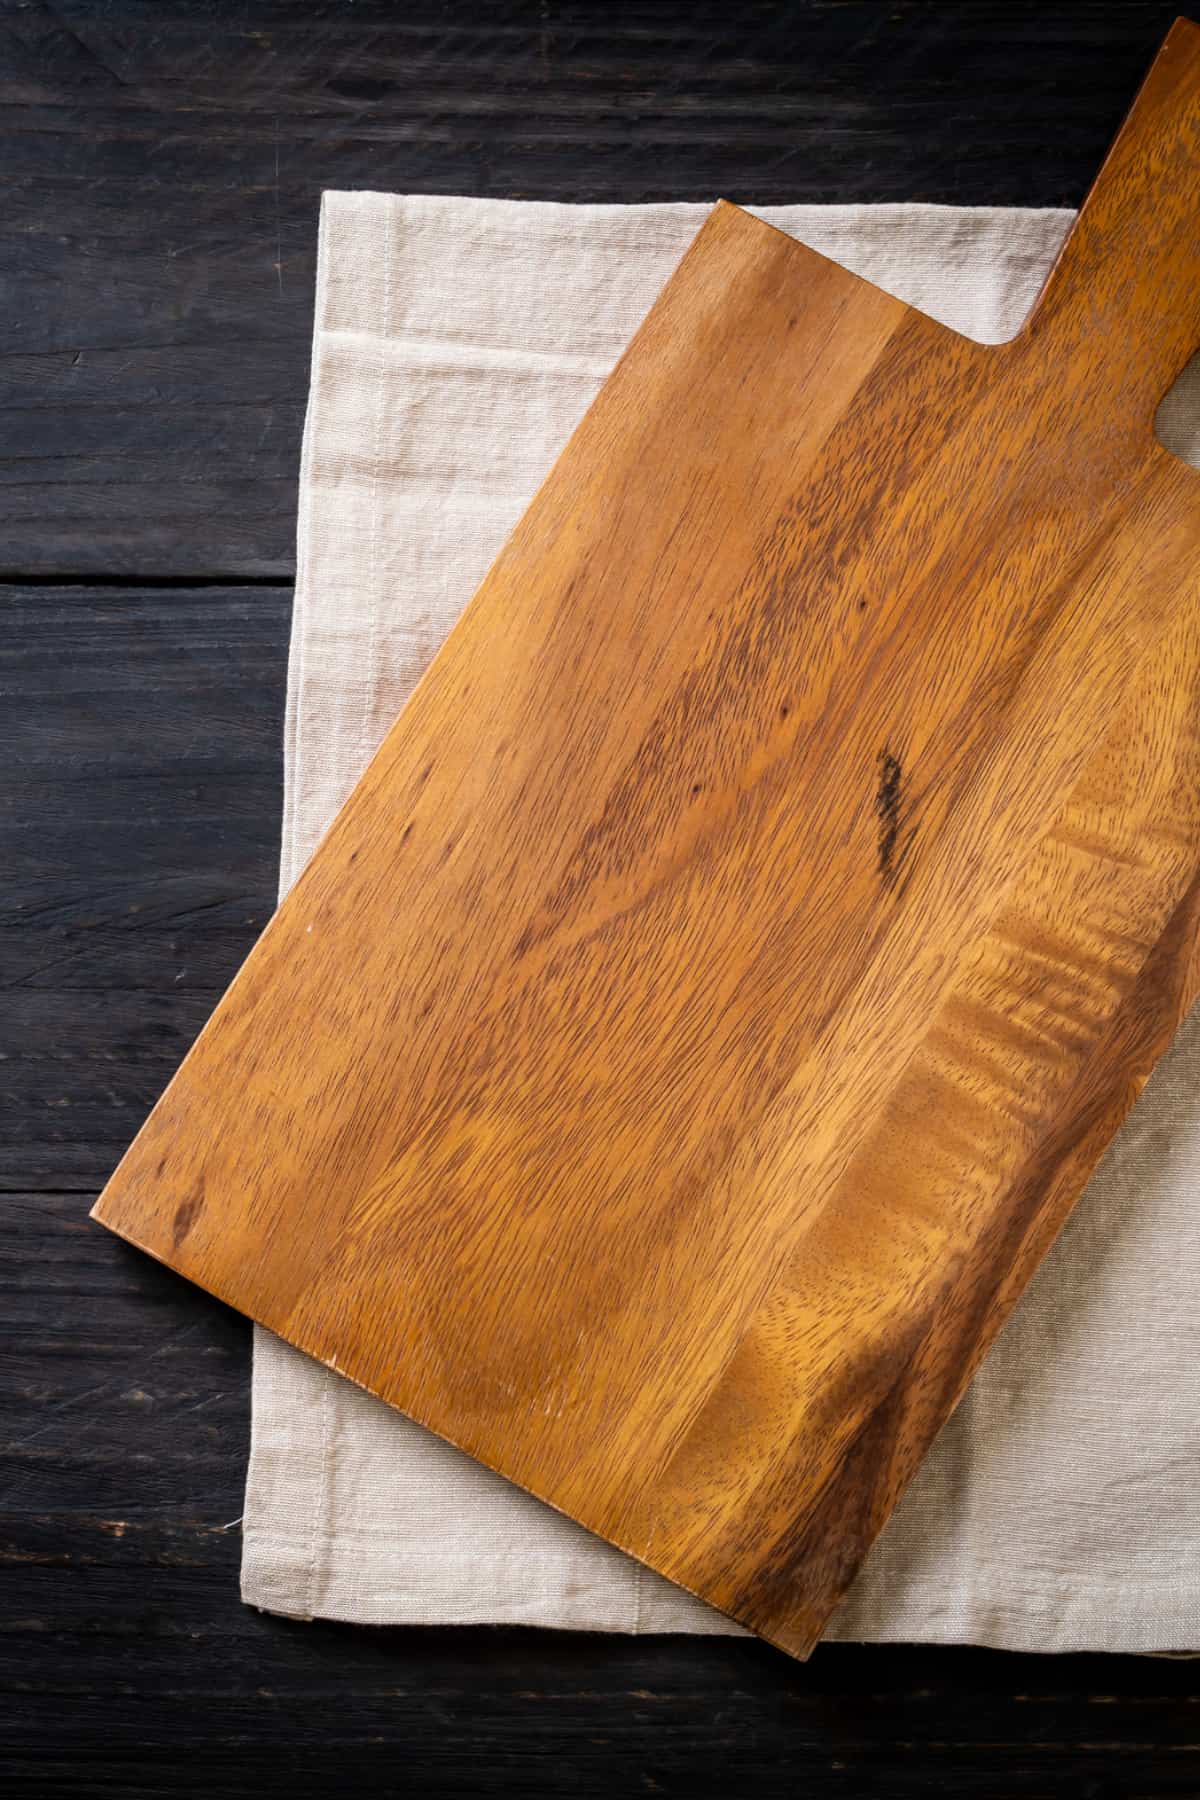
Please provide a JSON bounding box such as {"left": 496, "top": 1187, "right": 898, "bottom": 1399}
{"left": 93, "top": 22, "right": 1200, "bottom": 1659}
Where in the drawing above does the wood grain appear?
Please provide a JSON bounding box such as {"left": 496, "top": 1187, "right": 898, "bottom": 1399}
{"left": 0, "top": 582, "right": 288, "bottom": 1190}
{"left": 9, "top": 5, "right": 1200, "bottom": 1786}
{"left": 92, "top": 21, "right": 1200, "bottom": 1659}
{"left": 0, "top": 0, "right": 1181, "bottom": 580}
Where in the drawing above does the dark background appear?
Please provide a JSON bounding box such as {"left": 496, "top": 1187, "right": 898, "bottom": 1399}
{"left": 3, "top": 3, "right": 1197, "bottom": 1794}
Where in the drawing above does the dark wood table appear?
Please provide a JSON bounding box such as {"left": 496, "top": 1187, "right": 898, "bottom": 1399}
{"left": 4, "top": 4, "right": 1197, "bottom": 1793}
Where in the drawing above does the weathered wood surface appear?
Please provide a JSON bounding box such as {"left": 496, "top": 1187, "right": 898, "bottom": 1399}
{"left": 1, "top": 583, "right": 289, "bottom": 1188}
{"left": 7, "top": 1, "right": 1200, "bottom": 1791}
{"left": 0, "top": 0, "right": 1182, "bottom": 577}
{"left": 90, "top": 23, "right": 1200, "bottom": 1661}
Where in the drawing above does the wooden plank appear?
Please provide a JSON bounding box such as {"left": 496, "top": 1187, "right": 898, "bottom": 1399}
{"left": 0, "top": 583, "right": 289, "bottom": 1189}
{"left": 0, "top": 0, "right": 1179, "bottom": 576}
{"left": 91, "top": 25, "right": 1200, "bottom": 1657}
{"left": 10, "top": 1184, "right": 1200, "bottom": 1797}
{"left": 6, "top": 1145, "right": 1197, "bottom": 1790}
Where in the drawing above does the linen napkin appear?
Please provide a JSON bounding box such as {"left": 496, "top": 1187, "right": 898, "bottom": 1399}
{"left": 241, "top": 193, "right": 1200, "bottom": 1650}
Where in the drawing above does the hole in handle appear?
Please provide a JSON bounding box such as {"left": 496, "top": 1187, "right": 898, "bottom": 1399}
{"left": 1155, "top": 351, "right": 1200, "bottom": 471}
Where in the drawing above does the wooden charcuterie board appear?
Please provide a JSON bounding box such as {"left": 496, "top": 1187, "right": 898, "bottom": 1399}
{"left": 93, "top": 23, "right": 1200, "bottom": 1658}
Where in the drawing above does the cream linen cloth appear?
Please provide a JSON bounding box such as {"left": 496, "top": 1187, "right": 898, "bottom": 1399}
{"left": 241, "top": 194, "right": 1200, "bottom": 1650}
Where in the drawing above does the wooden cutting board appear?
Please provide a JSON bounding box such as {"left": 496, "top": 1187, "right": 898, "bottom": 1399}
{"left": 93, "top": 23, "right": 1200, "bottom": 1658}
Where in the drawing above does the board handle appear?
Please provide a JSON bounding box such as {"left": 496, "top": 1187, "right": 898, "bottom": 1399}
{"left": 1025, "top": 18, "right": 1200, "bottom": 431}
